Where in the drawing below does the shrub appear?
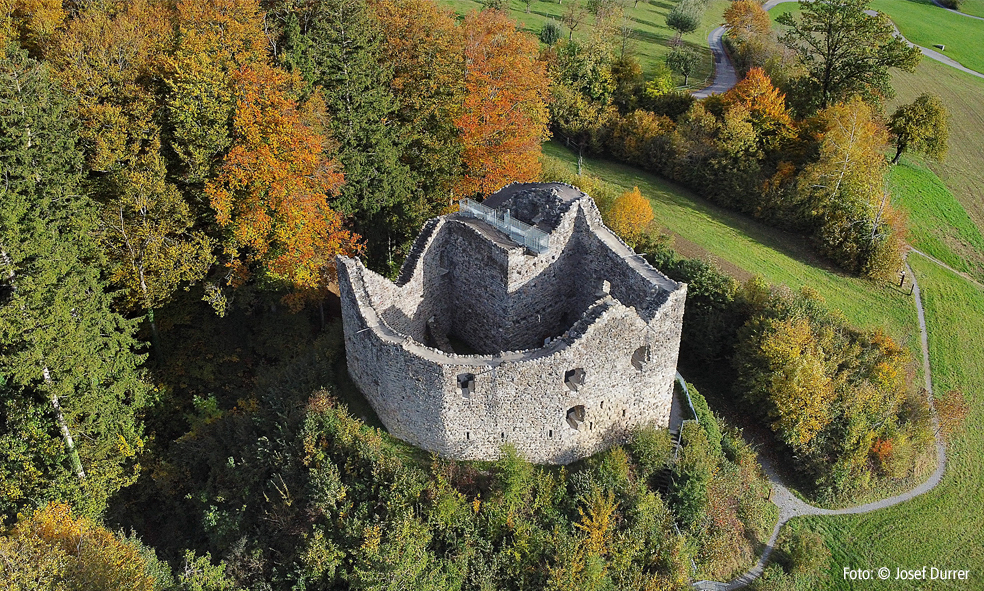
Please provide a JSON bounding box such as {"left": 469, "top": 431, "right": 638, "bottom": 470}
{"left": 605, "top": 186, "right": 655, "bottom": 246}
{"left": 629, "top": 426, "right": 673, "bottom": 481}
{"left": 540, "top": 21, "right": 562, "bottom": 46}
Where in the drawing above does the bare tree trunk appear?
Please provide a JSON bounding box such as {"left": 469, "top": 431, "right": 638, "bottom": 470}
{"left": 137, "top": 265, "right": 164, "bottom": 366}
{"left": 1, "top": 247, "right": 85, "bottom": 480}
{"left": 43, "top": 367, "right": 86, "bottom": 480}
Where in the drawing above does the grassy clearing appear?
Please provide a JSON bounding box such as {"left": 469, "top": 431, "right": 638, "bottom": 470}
{"left": 542, "top": 141, "right": 917, "bottom": 341}
{"left": 776, "top": 255, "right": 984, "bottom": 589}
{"left": 870, "top": 0, "right": 984, "bottom": 75}
{"left": 438, "top": 0, "right": 730, "bottom": 89}
{"left": 890, "top": 159, "right": 984, "bottom": 282}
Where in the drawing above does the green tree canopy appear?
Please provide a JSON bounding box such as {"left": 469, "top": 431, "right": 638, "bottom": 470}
{"left": 777, "top": 0, "right": 920, "bottom": 111}
{"left": 0, "top": 49, "right": 149, "bottom": 519}
{"left": 889, "top": 93, "right": 950, "bottom": 164}
{"left": 288, "top": 0, "right": 419, "bottom": 273}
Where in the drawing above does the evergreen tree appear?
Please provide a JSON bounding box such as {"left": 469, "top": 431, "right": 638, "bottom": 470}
{"left": 290, "top": 0, "right": 419, "bottom": 273}
{"left": 0, "top": 49, "right": 149, "bottom": 519}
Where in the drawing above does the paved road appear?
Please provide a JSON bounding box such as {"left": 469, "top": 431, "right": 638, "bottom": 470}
{"left": 692, "top": 25, "right": 737, "bottom": 99}
{"left": 694, "top": 0, "right": 984, "bottom": 100}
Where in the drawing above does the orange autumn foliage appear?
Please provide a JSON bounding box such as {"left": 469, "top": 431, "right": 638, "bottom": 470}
{"left": 206, "top": 64, "right": 361, "bottom": 302}
{"left": 456, "top": 10, "right": 550, "bottom": 197}
{"left": 722, "top": 67, "right": 794, "bottom": 150}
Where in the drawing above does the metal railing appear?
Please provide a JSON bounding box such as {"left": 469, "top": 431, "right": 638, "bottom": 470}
{"left": 460, "top": 198, "right": 550, "bottom": 254}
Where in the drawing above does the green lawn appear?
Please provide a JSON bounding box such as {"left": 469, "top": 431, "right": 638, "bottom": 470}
{"left": 956, "top": 0, "right": 984, "bottom": 17}
{"left": 889, "top": 159, "right": 984, "bottom": 283}
{"left": 438, "top": 0, "right": 730, "bottom": 89}
{"left": 778, "top": 255, "right": 984, "bottom": 590}
{"left": 888, "top": 59, "right": 984, "bottom": 249}
{"left": 870, "top": 0, "right": 984, "bottom": 75}
{"left": 542, "top": 141, "right": 917, "bottom": 342}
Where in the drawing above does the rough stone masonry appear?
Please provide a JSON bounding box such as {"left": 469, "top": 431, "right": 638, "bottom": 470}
{"left": 336, "top": 182, "right": 687, "bottom": 464}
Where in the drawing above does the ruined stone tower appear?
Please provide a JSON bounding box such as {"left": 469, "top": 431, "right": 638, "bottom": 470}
{"left": 336, "top": 183, "right": 686, "bottom": 464}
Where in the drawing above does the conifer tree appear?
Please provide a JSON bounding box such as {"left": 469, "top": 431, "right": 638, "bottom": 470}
{"left": 289, "top": 0, "right": 419, "bottom": 272}
{"left": 0, "top": 50, "right": 148, "bottom": 518}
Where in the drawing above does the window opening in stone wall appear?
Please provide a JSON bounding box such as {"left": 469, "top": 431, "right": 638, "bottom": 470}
{"left": 566, "top": 405, "right": 585, "bottom": 430}
{"left": 457, "top": 373, "right": 475, "bottom": 398}
{"left": 622, "top": 409, "right": 626, "bottom": 417}
{"left": 501, "top": 432, "right": 505, "bottom": 440}
{"left": 549, "top": 429, "right": 553, "bottom": 438}
{"left": 589, "top": 422, "right": 593, "bottom": 430}
{"left": 632, "top": 345, "right": 651, "bottom": 371}
{"left": 466, "top": 432, "right": 470, "bottom": 440}
{"left": 564, "top": 368, "right": 585, "bottom": 391}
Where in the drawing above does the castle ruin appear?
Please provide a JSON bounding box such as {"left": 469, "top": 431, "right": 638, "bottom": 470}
{"left": 336, "top": 183, "right": 687, "bottom": 464}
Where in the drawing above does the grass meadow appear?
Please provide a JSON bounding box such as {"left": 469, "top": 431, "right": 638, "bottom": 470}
{"left": 889, "top": 160, "right": 984, "bottom": 283}
{"left": 955, "top": 0, "right": 984, "bottom": 17}
{"left": 888, "top": 59, "right": 984, "bottom": 241}
{"left": 438, "top": 0, "right": 731, "bottom": 89}
{"left": 869, "top": 0, "right": 984, "bottom": 75}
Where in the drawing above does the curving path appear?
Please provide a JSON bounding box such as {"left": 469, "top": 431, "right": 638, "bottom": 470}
{"left": 931, "top": 0, "right": 984, "bottom": 21}
{"left": 694, "top": 259, "right": 947, "bottom": 591}
{"left": 694, "top": 0, "right": 984, "bottom": 99}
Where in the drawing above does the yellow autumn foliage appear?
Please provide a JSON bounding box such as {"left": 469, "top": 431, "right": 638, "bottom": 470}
{"left": 0, "top": 503, "right": 158, "bottom": 591}
{"left": 606, "top": 186, "right": 655, "bottom": 247}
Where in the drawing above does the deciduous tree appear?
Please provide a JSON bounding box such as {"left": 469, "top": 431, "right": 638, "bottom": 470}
{"left": 798, "top": 97, "right": 899, "bottom": 275}
{"left": 666, "top": 46, "right": 699, "bottom": 86}
{"left": 0, "top": 503, "right": 164, "bottom": 590}
{"left": 777, "top": 0, "right": 920, "bottom": 110}
{"left": 606, "top": 187, "right": 654, "bottom": 246}
{"left": 665, "top": 2, "right": 700, "bottom": 45}
{"left": 457, "top": 10, "right": 551, "bottom": 196}
{"left": 206, "top": 64, "right": 361, "bottom": 307}
{"left": 50, "top": 0, "right": 214, "bottom": 352}
{"left": 724, "top": 0, "right": 771, "bottom": 42}
{"left": 722, "top": 67, "right": 795, "bottom": 151}
{"left": 165, "top": 0, "right": 269, "bottom": 189}
{"left": 888, "top": 93, "right": 949, "bottom": 164}
{"left": 370, "top": 0, "right": 465, "bottom": 216}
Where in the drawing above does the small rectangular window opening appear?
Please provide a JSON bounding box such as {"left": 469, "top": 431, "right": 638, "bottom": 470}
{"left": 548, "top": 429, "right": 553, "bottom": 438}
{"left": 457, "top": 373, "right": 475, "bottom": 398}
{"left": 466, "top": 431, "right": 470, "bottom": 440}
{"left": 564, "top": 368, "right": 586, "bottom": 391}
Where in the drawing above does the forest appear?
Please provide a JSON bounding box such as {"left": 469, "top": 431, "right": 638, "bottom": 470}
{"left": 0, "top": 0, "right": 945, "bottom": 589}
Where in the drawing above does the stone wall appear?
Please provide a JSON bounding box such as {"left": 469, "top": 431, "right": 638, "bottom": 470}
{"left": 336, "top": 183, "right": 686, "bottom": 464}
